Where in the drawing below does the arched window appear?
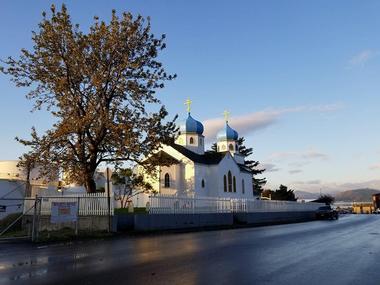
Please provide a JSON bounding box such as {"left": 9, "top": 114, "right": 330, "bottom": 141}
{"left": 164, "top": 173, "right": 170, "bottom": 188}
{"left": 233, "top": 176, "right": 236, "bottom": 192}
{"left": 202, "top": 179, "right": 205, "bottom": 188}
{"left": 223, "top": 175, "right": 227, "bottom": 192}
{"left": 189, "top": 137, "right": 194, "bottom": 144}
{"left": 229, "top": 144, "right": 234, "bottom": 151}
{"left": 228, "top": 171, "right": 232, "bottom": 192}
{"left": 242, "top": 179, "right": 245, "bottom": 194}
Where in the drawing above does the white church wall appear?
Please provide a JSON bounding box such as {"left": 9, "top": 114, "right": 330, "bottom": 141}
{"left": 193, "top": 164, "right": 208, "bottom": 197}
{"left": 175, "top": 134, "right": 205, "bottom": 155}
{"left": 139, "top": 145, "right": 196, "bottom": 196}
{"left": 160, "top": 164, "right": 179, "bottom": 195}
{"left": 241, "top": 172, "right": 254, "bottom": 197}
{"left": 192, "top": 164, "right": 220, "bottom": 198}
{"left": 216, "top": 154, "right": 251, "bottom": 199}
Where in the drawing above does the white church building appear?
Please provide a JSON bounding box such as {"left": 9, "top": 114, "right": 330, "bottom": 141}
{"left": 141, "top": 102, "right": 254, "bottom": 199}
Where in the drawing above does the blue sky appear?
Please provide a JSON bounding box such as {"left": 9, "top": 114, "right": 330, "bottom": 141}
{"left": 1, "top": 0, "right": 380, "bottom": 192}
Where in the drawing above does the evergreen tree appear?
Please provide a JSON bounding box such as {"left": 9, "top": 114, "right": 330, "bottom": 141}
{"left": 271, "top": 185, "right": 297, "bottom": 201}
{"left": 312, "top": 194, "right": 335, "bottom": 205}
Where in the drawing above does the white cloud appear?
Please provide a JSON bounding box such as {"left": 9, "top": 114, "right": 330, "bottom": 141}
{"left": 202, "top": 103, "right": 343, "bottom": 142}
{"left": 260, "top": 163, "right": 280, "bottom": 172}
{"left": 348, "top": 50, "right": 379, "bottom": 67}
{"left": 267, "top": 148, "right": 329, "bottom": 162}
{"left": 289, "top": 169, "right": 303, "bottom": 175}
{"left": 288, "top": 161, "right": 310, "bottom": 168}
{"left": 293, "top": 180, "right": 322, "bottom": 185}
{"left": 369, "top": 164, "right": 380, "bottom": 170}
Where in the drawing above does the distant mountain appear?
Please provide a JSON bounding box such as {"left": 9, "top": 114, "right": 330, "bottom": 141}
{"left": 294, "top": 190, "right": 320, "bottom": 200}
{"left": 334, "top": 188, "right": 380, "bottom": 202}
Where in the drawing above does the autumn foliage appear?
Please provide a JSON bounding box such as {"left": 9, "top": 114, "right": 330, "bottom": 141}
{"left": 1, "top": 5, "right": 177, "bottom": 192}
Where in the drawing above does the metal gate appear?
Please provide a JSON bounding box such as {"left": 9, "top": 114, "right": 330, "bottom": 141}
{"left": 0, "top": 197, "right": 41, "bottom": 242}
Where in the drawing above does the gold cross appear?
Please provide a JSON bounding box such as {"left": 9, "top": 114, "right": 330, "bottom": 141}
{"left": 185, "top": 98, "right": 192, "bottom": 113}
{"left": 223, "top": 110, "right": 230, "bottom": 122}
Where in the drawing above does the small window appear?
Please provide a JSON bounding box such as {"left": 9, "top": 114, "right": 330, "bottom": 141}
{"left": 164, "top": 173, "right": 170, "bottom": 188}
{"left": 202, "top": 179, "right": 205, "bottom": 188}
{"left": 242, "top": 179, "right": 245, "bottom": 194}
{"left": 229, "top": 144, "right": 234, "bottom": 151}
{"left": 190, "top": 137, "right": 194, "bottom": 144}
{"left": 233, "top": 176, "right": 236, "bottom": 192}
{"left": 223, "top": 175, "right": 227, "bottom": 192}
{"left": 200, "top": 138, "right": 203, "bottom": 146}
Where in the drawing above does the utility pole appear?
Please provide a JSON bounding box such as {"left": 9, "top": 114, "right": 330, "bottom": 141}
{"left": 106, "top": 167, "right": 111, "bottom": 233}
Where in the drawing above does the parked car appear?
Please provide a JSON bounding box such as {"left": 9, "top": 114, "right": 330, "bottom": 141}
{"left": 316, "top": 205, "right": 339, "bottom": 220}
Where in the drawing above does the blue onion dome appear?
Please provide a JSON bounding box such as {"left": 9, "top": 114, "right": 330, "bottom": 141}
{"left": 179, "top": 113, "right": 204, "bottom": 135}
{"left": 217, "top": 122, "right": 239, "bottom": 141}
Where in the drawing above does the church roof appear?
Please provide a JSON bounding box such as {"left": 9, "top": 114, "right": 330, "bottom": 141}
{"left": 144, "top": 150, "right": 180, "bottom": 165}
{"left": 179, "top": 113, "right": 204, "bottom": 135}
{"left": 171, "top": 144, "right": 225, "bottom": 164}
{"left": 170, "top": 144, "right": 253, "bottom": 174}
{"left": 217, "top": 122, "right": 239, "bottom": 141}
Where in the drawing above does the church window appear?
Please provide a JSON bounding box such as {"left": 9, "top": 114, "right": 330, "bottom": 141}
{"left": 223, "top": 175, "right": 227, "bottom": 192}
{"left": 229, "top": 144, "right": 234, "bottom": 151}
{"left": 202, "top": 179, "right": 205, "bottom": 188}
{"left": 190, "top": 137, "right": 194, "bottom": 144}
{"left": 200, "top": 138, "right": 203, "bottom": 146}
{"left": 242, "top": 179, "right": 245, "bottom": 194}
{"left": 233, "top": 176, "right": 236, "bottom": 192}
{"left": 164, "top": 173, "right": 170, "bottom": 188}
{"left": 228, "top": 171, "right": 232, "bottom": 192}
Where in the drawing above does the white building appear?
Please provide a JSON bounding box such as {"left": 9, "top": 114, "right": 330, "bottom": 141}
{"left": 141, "top": 105, "right": 254, "bottom": 199}
{"left": 0, "top": 161, "right": 44, "bottom": 219}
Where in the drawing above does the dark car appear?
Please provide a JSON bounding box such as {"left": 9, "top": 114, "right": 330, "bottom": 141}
{"left": 316, "top": 205, "right": 339, "bottom": 220}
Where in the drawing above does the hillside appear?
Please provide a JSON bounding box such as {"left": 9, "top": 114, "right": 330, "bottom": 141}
{"left": 334, "top": 188, "right": 380, "bottom": 202}
{"left": 294, "top": 190, "right": 320, "bottom": 200}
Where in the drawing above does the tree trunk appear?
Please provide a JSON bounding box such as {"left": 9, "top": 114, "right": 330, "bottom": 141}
{"left": 25, "top": 165, "right": 31, "bottom": 197}
{"left": 85, "top": 176, "right": 97, "bottom": 193}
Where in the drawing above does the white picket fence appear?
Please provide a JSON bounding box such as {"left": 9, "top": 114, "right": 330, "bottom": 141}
{"left": 231, "top": 199, "right": 322, "bottom": 213}
{"left": 24, "top": 192, "right": 114, "bottom": 216}
{"left": 149, "top": 195, "right": 232, "bottom": 214}
{"left": 149, "top": 195, "right": 322, "bottom": 214}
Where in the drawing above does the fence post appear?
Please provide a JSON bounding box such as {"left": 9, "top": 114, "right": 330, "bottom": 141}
{"left": 75, "top": 197, "right": 80, "bottom": 236}
{"left": 106, "top": 167, "right": 111, "bottom": 233}
{"left": 31, "top": 196, "right": 38, "bottom": 242}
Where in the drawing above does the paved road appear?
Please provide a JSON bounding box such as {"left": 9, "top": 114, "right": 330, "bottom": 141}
{"left": 1, "top": 215, "right": 380, "bottom": 285}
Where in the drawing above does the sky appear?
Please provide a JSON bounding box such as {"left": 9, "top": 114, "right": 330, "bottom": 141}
{"left": 1, "top": 0, "right": 380, "bottom": 193}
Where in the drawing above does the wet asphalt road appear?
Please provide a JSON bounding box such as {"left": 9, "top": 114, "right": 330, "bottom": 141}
{"left": 1, "top": 215, "right": 380, "bottom": 285}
